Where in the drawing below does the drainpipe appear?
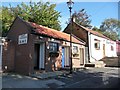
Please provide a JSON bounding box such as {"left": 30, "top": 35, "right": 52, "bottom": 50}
{"left": 87, "top": 32, "right": 90, "bottom": 63}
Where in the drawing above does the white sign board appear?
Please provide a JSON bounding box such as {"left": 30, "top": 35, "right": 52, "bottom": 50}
{"left": 18, "top": 34, "right": 28, "bottom": 45}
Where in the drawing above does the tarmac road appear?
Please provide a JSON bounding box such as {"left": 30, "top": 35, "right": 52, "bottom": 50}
{"left": 55, "top": 67, "right": 120, "bottom": 88}
{"left": 2, "top": 67, "right": 120, "bottom": 88}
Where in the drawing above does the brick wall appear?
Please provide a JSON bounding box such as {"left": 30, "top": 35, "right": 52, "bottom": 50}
{"left": 2, "top": 17, "right": 33, "bottom": 75}
{"left": 2, "top": 41, "right": 15, "bottom": 72}
{"left": 2, "top": 17, "right": 63, "bottom": 75}
{"left": 44, "top": 40, "right": 62, "bottom": 72}
{"left": 14, "top": 34, "right": 34, "bottom": 75}
{"left": 116, "top": 41, "right": 120, "bottom": 56}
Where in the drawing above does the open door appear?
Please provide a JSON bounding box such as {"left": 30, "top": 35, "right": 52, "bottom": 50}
{"left": 34, "top": 43, "right": 45, "bottom": 70}
{"left": 80, "top": 48, "right": 84, "bottom": 65}
{"left": 39, "top": 43, "right": 45, "bottom": 69}
{"left": 64, "top": 47, "right": 70, "bottom": 67}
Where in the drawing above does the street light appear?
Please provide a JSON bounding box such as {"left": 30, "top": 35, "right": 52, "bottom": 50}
{"left": 67, "top": 0, "right": 74, "bottom": 74}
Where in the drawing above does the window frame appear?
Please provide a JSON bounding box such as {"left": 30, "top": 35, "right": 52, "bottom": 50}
{"left": 73, "top": 46, "right": 79, "bottom": 54}
{"left": 94, "top": 39, "right": 100, "bottom": 50}
{"left": 49, "top": 42, "right": 59, "bottom": 53}
{"left": 111, "top": 45, "right": 114, "bottom": 51}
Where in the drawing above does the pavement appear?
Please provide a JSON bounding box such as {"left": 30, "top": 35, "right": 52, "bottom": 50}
{"left": 31, "top": 71, "right": 69, "bottom": 79}
{"left": 0, "top": 73, "right": 2, "bottom": 90}
{"left": 2, "top": 73, "right": 65, "bottom": 88}
{"left": 2, "top": 67, "right": 120, "bottom": 88}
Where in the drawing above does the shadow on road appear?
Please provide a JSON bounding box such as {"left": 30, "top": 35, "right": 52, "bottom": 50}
{"left": 55, "top": 67, "right": 119, "bottom": 88}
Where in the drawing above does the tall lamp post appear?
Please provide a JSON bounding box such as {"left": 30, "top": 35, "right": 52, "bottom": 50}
{"left": 67, "top": 0, "right": 74, "bottom": 74}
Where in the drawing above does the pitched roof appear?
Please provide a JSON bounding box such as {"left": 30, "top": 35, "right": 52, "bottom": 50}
{"left": 27, "top": 22, "right": 85, "bottom": 45}
{"left": 74, "top": 22, "right": 111, "bottom": 40}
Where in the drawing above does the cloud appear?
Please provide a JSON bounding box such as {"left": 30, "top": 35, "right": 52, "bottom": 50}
{"left": 1, "top": 0, "right": 119, "bottom": 3}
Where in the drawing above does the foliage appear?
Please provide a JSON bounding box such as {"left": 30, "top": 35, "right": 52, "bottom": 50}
{"left": 102, "top": 31, "right": 119, "bottom": 40}
{"left": 0, "top": 7, "right": 2, "bottom": 36}
{"left": 92, "top": 26, "right": 102, "bottom": 33}
{"left": 100, "top": 18, "right": 120, "bottom": 40}
{"left": 1, "top": 1, "right": 61, "bottom": 37}
{"left": 92, "top": 18, "right": 120, "bottom": 40}
{"left": 93, "top": 26, "right": 119, "bottom": 41}
{"left": 0, "top": 7, "right": 14, "bottom": 36}
{"left": 72, "top": 9, "right": 92, "bottom": 28}
{"left": 100, "top": 18, "right": 120, "bottom": 32}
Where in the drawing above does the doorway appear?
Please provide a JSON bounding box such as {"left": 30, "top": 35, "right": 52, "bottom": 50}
{"left": 34, "top": 44, "right": 40, "bottom": 70}
{"left": 80, "top": 48, "right": 84, "bottom": 65}
{"left": 62, "top": 46, "right": 70, "bottom": 67}
{"left": 34, "top": 43, "right": 45, "bottom": 70}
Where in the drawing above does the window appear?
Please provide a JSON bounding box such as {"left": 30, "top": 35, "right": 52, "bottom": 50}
{"left": 111, "top": 46, "right": 114, "bottom": 51}
{"left": 94, "top": 39, "right": 100, "bottom": 50}
{"left": 49, "top": 42, "right": 59, "bottom": 53}
{"left": 73, "top": 46, "right": 78, "bottom": 54}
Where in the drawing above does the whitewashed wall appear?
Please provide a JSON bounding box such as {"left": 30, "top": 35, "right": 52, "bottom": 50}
{"left": 62, "top": 41, "right": 85, "bottom": 67}
{"left": 105, "top": 40, "right": 117, "bottom": 57}
{"left": 88, "top": 33, "right": 117, "bottom": 62}
{"left": 72, "top": 43, "right": 85, "bottom": 67}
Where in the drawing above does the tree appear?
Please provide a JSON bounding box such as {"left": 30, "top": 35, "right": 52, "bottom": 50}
{"left": 102, "top": 31, "right": 119, "bottom": 40}
{"left": 100, "top": 18, "right": 120, "bottom": 40}
{"left": 0, "top": 7, "right": 2, "bottom": 36}
{"left": 92, "top": 26, "right": 102, "bottom": 33}
{"left": 100, "top": 18, "right": 120, "bottom": 32}
{"left": 1, "top": 1, "right": 61, "bottom": 37}
{"left": 72, "top": 9, "right": 92, "bottom": 28}
{"left": 0, "top": 7, "right": 14, "bottom": 36}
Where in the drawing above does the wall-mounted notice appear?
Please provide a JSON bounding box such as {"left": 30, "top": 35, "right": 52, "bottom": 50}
{"left": 18, "top": 34, "right": 28, "bottom": 45}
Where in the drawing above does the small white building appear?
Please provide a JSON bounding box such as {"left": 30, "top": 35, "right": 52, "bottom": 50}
{"left": 64, "top": 22, "right": 117, "bottom": 63}
{"left": 88, "top": 32, "right": 117, "bottom": 62}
